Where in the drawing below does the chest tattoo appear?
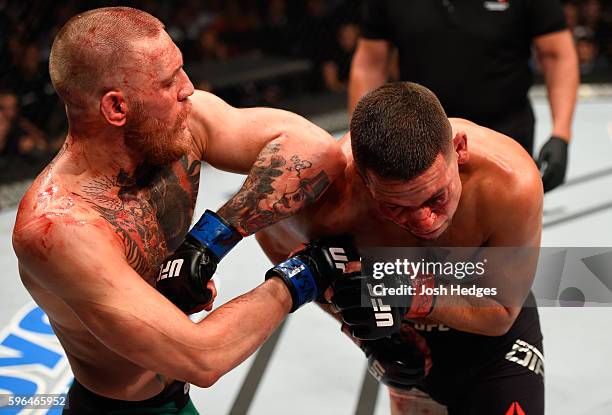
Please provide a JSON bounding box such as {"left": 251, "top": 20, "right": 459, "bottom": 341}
{"left": 79, "top": 157, "right": 200, "bottom": 282}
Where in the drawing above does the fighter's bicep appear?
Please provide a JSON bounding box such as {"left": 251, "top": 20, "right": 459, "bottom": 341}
{"left": 207, "top": 106, "right": 325, "bottom": 174}
{"left": 189, "top": 90, "right": 282, "bottom": 172}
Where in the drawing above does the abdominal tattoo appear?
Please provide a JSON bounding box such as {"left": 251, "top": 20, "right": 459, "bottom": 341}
{"left": 217, "top": 143, "right": 330, "bottom": 235}
{"left": 78, "top": 157, "right": 200, "bottom": 282}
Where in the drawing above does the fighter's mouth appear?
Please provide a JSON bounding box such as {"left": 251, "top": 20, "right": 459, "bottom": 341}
{"left": 409, "top": 224, "right": 444, "bottom": 238}
{"left": 412, "top": 228, "right": 439, "bottom": 236}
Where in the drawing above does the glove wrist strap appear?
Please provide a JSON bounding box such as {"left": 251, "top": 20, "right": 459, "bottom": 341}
{"left": 266, "top": 257, "right": 319, "bottom": 312}
{"left": 549, "top": 135, "right": 568, "bottom": 144}
{"left": 188, "top": 210, "right": 243, "bottom": 261}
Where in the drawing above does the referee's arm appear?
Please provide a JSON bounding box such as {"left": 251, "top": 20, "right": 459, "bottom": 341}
{"left": 534, "top": 29, "right": 579, "bottom": 142}
{"left": 348, "top": 38, "right": 391, "bottom": 116}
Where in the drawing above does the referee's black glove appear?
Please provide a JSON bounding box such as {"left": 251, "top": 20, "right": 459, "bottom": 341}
{"left": 537, "top": 136, "right": 568, "bottom": 192}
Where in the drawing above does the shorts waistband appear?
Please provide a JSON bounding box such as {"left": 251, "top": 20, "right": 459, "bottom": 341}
{"left": 66, "top": 379, "right": 190, "bottom": 413}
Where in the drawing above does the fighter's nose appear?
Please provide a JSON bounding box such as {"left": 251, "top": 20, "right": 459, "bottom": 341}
{"left": 409, "top": 210, "right": 437, "bottom": 230}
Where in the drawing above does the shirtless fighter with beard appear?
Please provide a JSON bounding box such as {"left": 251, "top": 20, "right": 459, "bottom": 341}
{"left": 12, "top": 7, "right": 345, "bottom": 414}
{"left": 257, "top": 82, "right": 545, "bottom": 414}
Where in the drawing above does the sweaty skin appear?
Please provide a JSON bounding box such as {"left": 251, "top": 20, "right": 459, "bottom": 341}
{"left": 15, "top": 151, "right": 203, "bottom": 398}
{"left": 12, "top": 99, "right": 340, "bottom": 399}
{"left": 257, "top": 119, "right": 543, "bottom": 414}
{"left": 257, "top": 118, "right": 543, "bottom": 335}
{"left": 13, "top": 26, "right": 344, "bottom": 401}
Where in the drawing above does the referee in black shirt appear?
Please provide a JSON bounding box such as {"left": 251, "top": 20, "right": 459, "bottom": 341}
{"left": 349, "top": 0, "right": 579, "bottom": 192}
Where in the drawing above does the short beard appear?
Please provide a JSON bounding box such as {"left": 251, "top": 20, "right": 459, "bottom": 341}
{"left": 124, "top": 100, "right": 192, "bottom": 166}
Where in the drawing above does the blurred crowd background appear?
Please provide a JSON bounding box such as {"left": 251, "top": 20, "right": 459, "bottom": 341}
{"left": 0, "top": 0, "right": 611, "bottom": 189}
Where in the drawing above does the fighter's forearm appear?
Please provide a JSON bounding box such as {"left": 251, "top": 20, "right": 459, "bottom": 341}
{"left": 217, "top": 138, "right": 344, "bottom": 235}
{"left": 194, "top": 278, "right": 291, "bottom": 384}
{"left": 420, "top": 293, "right": 519, "bottom": 337}
{"left": 539, "top": 41, "right": 579, "bottom": 141}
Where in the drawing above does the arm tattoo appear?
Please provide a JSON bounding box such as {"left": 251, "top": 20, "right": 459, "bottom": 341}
{"left": 217, "top": 143, "right": 330, "bottom": 235}
{"left": 286, "top": 155, "right": 312, "bottom": 178}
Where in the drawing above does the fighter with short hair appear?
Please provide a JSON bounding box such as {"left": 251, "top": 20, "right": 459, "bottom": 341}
{"left": 257, "top": 82, "right": 545, "bottom": 414}
{"left": 13, "top": 7, "right": 345, "bottom": 414}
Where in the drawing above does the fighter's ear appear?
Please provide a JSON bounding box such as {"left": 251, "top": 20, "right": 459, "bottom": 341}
{"left": 100, "top": 91, "right": 127, "bottom": 127}
{"left": 452, "top": 131, "right": 469, "bottom": 164}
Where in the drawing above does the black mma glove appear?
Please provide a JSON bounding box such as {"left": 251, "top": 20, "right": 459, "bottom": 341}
{"left": 332, "top": 266, "right": 436, "bottom": 340}
{"left": 332, "top": 269, "right": 404, "bottom": 340}
{"left": 537, "top": 135, "right": 568, "bottom": 192}
{"left": 265, "top": 236, "right": 359, "bottom": 312}
{"left": 362, "top": 332, "right": 427, "bottom": 390}
{"left": 156, "top": 210, "right": 242, "bottom": 314}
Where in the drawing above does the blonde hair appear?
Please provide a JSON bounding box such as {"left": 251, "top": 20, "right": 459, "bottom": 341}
{"left": 49, "top": 7, "right": 164, "bottom": 108}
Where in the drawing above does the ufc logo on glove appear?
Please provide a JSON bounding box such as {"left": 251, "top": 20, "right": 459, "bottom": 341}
{"left": 367, "top": 283, "right": 394, "bottom": 327}
{"left": 159, "top": 259, "right": 184, "bottom": 281}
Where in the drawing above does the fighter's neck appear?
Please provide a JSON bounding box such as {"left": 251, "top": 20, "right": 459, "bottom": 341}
{"left": 61, "top": 131, "right": 148, "bottom": 181}
{"left": 340, "top": 155, "right": 376, "bottom": 208}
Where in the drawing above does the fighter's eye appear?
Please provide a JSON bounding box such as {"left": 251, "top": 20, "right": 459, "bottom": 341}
{"left": 380, "top": 203, "right": 398, "bottom": 213}
{"left": 427, "top": 193, "right": 447, "bottom": 206}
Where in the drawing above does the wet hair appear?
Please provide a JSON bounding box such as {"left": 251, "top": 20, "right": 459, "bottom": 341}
{"left": 49, "top": 7, "right": 164, "bottom": 107}
{"left": 350, "top": 82, "right": 452, "bottom": 181}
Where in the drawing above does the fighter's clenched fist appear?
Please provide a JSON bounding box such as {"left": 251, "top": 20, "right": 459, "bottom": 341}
{"left": 265, "top": 236, "right": 358, "bottom": 311}
{"left": 156, "top": 210, "right": 242, "bottom": 313}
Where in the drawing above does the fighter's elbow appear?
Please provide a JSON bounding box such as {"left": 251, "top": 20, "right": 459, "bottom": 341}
{"left": 191, "top": 370, "right": 221, "bottom": 389}
{"left": 486, "top": 320, "right": 513, "bottom": 337}
{"left": 485, "top": 308, "right": 519, "bottom": 336}
{"left": 178, "top": 349, "right": 222, "bottom": 388}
